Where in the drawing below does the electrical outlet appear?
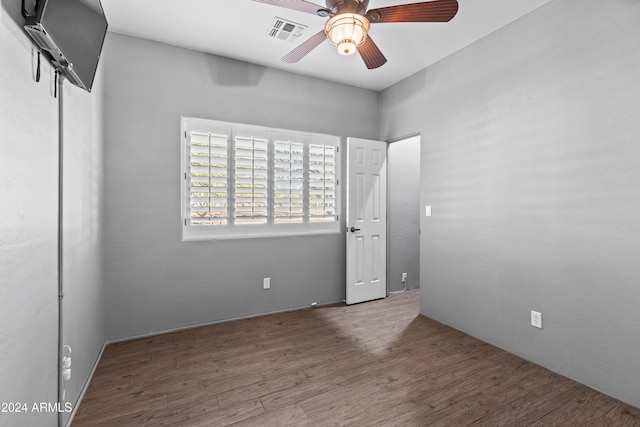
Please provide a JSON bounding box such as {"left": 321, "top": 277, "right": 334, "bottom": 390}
{"left": 401, "top": 273, "right": 407, "bottom": 283}
{"left": 531, "top": 310, "right": 542, "bottom": 328}
{"left": 263, "top": 277, "right": 270, "bottom": 290}
{"left": 62, "top": 356, "right": 71, "bottom": 380}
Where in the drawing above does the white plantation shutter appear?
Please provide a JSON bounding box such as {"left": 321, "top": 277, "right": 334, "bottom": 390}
{"left": 234, "top": 133, "right": 269, "bottom": 225}
{"left": 274, "top": 138, "right": 305, "bottom": 224}
{"left": 182, "top": 118, "right": 340, "bottom": 240}
{"left": 188, "top": 130, "right": 229, "bottom": 226}
{"left": 309, "top": 142, "right": 337, "bottom": 223}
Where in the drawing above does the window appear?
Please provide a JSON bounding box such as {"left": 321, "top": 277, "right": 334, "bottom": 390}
{"left": 182, "top": 118, "right": 340, "bottom": 240}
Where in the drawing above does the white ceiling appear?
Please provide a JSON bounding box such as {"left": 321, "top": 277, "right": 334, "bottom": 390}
{"left": 101, "top": 0, "right": 552, "bottom": 91}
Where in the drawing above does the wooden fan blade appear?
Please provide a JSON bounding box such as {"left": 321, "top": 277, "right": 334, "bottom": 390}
{"left": 367, "top": 0, "right": 458, "bottom": 23}
{"left": 251, "top": 0, "right": 324, "bottom": 15}
{"left": 282, "top": 30, "right": 327, "bottom": 63}
{"left": 357, "top": 36, "right": 387, "bottom": 70}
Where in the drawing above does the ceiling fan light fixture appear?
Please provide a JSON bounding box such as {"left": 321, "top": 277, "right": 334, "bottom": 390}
{"left": 324, "top": 13, "right": 370, "bottom": 56}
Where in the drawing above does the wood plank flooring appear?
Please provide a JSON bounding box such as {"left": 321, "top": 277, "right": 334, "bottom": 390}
{"left": 73, "top": 290, "right": 640, "bottom": 426}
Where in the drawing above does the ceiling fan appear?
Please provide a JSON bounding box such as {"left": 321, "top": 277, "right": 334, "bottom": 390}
{"left": 252, "top": 0, "right": 459, "bottom": 69}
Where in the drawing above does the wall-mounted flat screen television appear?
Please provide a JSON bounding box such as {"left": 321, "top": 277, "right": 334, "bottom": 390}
{"left": 24, "top": 0, "right": 108, "bottom": 92}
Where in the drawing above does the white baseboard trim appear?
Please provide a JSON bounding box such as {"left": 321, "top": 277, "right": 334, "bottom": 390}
{"left": 106, "top": 300, "right": 343, "bottom": 345}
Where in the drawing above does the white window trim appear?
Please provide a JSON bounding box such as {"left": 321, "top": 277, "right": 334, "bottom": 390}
{"left": 181, "top": 117, "right": 341, "bottom": 241}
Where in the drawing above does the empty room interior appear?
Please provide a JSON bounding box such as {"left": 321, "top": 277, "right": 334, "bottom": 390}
{"left": 1, "top": 0, "right": 640, "bottom": 425}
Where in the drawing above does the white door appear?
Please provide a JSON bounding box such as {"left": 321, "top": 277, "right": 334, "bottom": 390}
{"left": 346, "top": 137, "right": 387, "bottom": 305}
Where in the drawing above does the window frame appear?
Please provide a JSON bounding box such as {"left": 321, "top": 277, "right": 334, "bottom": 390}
{"left": 181, "top": 117, "right": 341, "bottom": 241}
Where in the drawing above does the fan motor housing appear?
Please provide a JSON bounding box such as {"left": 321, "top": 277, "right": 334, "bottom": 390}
{"left": 325, "top": 0, "right": 369, "bottom": 15}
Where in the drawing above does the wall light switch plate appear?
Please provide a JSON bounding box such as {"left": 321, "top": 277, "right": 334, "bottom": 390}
{"left": 531, "top": 310, "right": 542, "bottom": 328}
{"left": 263, "top": 277, "right": 270, "bottom": 289}
{"left": 425, "top": 205, "right": 432, "bottom": 217}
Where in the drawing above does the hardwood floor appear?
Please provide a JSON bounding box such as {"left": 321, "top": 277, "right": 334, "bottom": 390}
{"left": 73, "top": 290, "right": 640, "bottom": 426}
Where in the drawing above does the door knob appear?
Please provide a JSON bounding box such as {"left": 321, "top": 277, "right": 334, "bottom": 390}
{"left": 350, "top": 227, "right": 361, "bottom": 233}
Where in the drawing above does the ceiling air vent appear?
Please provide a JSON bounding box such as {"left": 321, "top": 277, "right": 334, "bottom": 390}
{"left": 266, "top": 17, "right": 307, "bottom": 42}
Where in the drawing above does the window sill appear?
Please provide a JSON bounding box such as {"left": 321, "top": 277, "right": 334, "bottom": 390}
{"left": 182, "top": 229, "right": 341, "bottom": 242}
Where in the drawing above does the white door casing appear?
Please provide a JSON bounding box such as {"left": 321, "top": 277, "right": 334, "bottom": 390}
{"left": 346, "top": 137, "right": 387, "bottom": 305}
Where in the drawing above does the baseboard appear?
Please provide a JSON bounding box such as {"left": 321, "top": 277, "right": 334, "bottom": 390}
{"left": 106, "top": 299, "right": 344, "bottom": 345}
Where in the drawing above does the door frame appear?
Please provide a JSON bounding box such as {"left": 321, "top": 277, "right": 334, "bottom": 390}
{"left": 385, "top": 132, "right": 421, "bottom": 296}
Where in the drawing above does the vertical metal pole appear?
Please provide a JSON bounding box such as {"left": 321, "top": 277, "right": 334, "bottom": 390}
{"left": 57, "top": 73, "right": 65, "bottom": 427}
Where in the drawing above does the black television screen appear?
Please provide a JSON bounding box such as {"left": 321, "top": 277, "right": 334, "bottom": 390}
{"left": 25, "top": 0, "right": 108, "bottom": 92}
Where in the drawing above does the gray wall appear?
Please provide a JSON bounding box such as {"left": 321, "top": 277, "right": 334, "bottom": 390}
{"left": 0, "top": 4, "right": 58, "bottom": 425}
{"left": 380, "top": 0, "right": 640, "bottom": 408}
{"left": 388, "top": 136, "right": 420, "bottom": 292}
{"left": 103, "top": 33, "right": 379, "bottom": 340}
{"left": 59, "top": 59, "right": 106, "bottom": 425}
{"left": 1, "top": 0, "right": 106, "bottom": 425}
